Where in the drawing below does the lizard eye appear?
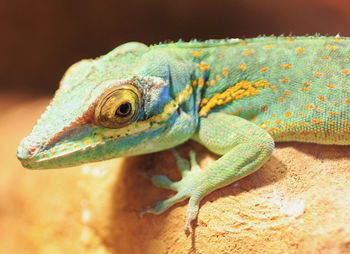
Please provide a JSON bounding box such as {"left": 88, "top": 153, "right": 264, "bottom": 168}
{"left": 94, "top": 84, "right": 141, "bottom": 128}
{"left": 115, "top": 102, "right": 132, "bottom": 117}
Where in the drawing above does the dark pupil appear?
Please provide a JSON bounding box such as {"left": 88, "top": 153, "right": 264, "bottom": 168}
{"left": 115, "top": 103, "right": 131, "bottom": 117}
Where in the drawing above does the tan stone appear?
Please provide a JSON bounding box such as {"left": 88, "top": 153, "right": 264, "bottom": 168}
{"left": 1, "top": 94, "right": 350, "bottom": 253}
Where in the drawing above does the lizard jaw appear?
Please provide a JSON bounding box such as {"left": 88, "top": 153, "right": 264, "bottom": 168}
{"left": 16, "top": 121, "right": 167, "bottom": 169}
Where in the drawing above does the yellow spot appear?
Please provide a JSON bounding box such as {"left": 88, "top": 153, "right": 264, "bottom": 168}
{"left": 239, "top": 41, "right": 247, "bottom": 45}
{"left": 299, "top": 112, "right": 304, "bottom": 117}
{"left": 239, "top": 64, "right": 247, "bottom": 70}
{"left": 303, "top": 81, "right": 311, "bottom": 86}
{"left": 247, "top": 106, "right": 252, "bottom": 110}
{"left": 272, "top": 85, "right": 277, "bottom": 92}
{"left": 275, "top": 119, "right": 282, "bottom": 125}
{"left": 221, "top": 45, "right": 229, "bottom": 49}
{"left": 314, "top": 72, "right": 323, "bottom": 77}
{"left": 252, "top": 116, "right": 256, "bottom": 123}
{"left": 300, "top": 87, "right": 308, "bottom": 92}
{"left": 244, "top": 49, "right": 254, "bottom": 55}
{"left": 280, "top": 78, "right": 288, "bottom": 83}
{"left": 285, "top": 111, "right": 292, "bottom": 118}
{"left": 200, "top": 98, "right": 208, "bottom": 107}
{"left": 278, "top": 96, "right": 285, "bottom": 102}
{"left": 346, "top": 99, "right": 350, "bottom": 105}
{"left": 220, "top": 54, "right": 225, "bottom": 58}
{"left": 328, "top": 120, "right": 335, "bottom": 125}
{"left": 326, "top": 84, "right": 336, "bottom": 89}
{"left": 255, "top": 80, "right": 270, "bottom": 87}
{"left": 287, "top": 37, "right": 294, "bottom": 42}
{"left": 261, "top": 121, "right": 269, "bottom": 128}
{"left": 234, "top": 108, "right": 242, "bottom": 114}
{"left": 205, "top": 81, "right": 209, "bottom": 87}
{"left": 284, "top": 125, "right": 290, "bottom": 131}
{"left": 263, "top": 45, "right": 274, "bottom": 49}
{"left": 191, "top": 51, "right": 203, "bottom": 57}
{"left": 305, "top": 104, "right": 315, "bottom": 111}
{"left": 334, "top": 37, "right": 342, "bottom": 42}
{"left": 348, "top": 56, "right": 350, "bottom": 60}
{"left": 191, "top": 80, "right": 197, "bottom": 87}
{"left": 271, "top": 113, "right": 276, "bottom": 118}
{"left": 327, "top": 45, "right": 337, "bottom": 50}
{"left": 317, "top": 107, "right": 323, "bottom": 112}
{"left": 197, "top": 62, "right": 210, "bottom": 71}
{"left": 283, "top": 90, "right": 291, "bottom": 96}
{"left": 261, "top": 105, "right": 268, "bottom": 112}
{"left": 216, "top": 75, "right": 221, "bottom": 80}
{"left": 199, "top": 80, "right": 263, "bottom": 117}
{"left": 260, "top": 67, "right": 269, "bottom": 72}
{"left": 318, "top": 96, "right": 326, "bottom": 102}
{"left": 296, "top": 48, "right": 306, "bottom": 54}
{"left": 223, "top": 67, "right": 229, "bottom": 76}
{"left": 210, "top": 80, "right": 216, "bottom": 86}
{"left": 342, "top": 69, "right": 349, "bottom": 75}
{"left": 198, "top": 77, "right": 204, "bottom": 87}
{"left": 282, "top": 63, "right": 292, "bottom": 69}
{"left": 312, "top": 119, "right": 323, "bottom": 125}
{"left": 291, "top": 122, "right": 298, "bottom": 128}
{"left": 342, "top": 120, "right": 350, "bottom": 127}
{"left": 329, "top": 111, "right": 339, "bottom": 116}
{"left": 322, "top": 56, "right": 330, "bottom": 60}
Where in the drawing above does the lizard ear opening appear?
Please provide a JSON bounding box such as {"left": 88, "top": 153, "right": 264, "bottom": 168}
{"left": 94, "top": 84, "right": 141, "bottom": 128}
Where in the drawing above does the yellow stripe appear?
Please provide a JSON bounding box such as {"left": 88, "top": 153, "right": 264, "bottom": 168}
{"left": 199, "top": 80, "right": 269, "bottom": 117}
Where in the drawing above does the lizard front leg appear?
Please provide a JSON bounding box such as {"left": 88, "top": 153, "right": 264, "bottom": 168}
{"left": 143, "top": 113, "right": 274, "bottom": 232}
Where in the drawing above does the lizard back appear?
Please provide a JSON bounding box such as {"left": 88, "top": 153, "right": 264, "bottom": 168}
{"left": 168, "top": 36, "right": 350, "bottom": 144}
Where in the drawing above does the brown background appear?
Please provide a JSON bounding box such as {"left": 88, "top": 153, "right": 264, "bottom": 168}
{"left": 1, "top": 0, "right": 350, "bottom": 95}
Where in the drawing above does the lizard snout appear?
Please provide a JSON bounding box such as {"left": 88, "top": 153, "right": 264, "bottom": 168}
{"left": 16, "top": 136, "right": 43, "bottom": 166}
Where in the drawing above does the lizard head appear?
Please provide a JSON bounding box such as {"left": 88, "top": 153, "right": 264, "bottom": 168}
{"left": 17, "top": 42, "right": 196, "bottom": 169}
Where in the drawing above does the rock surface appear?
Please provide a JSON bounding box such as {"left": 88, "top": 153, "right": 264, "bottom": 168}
{"left": 1, "top": 94, "right": 350, "bottom": 254}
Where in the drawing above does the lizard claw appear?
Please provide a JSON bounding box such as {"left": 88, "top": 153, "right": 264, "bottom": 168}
{"left": 142, "top": 150, "right": 206, "bottom": 233}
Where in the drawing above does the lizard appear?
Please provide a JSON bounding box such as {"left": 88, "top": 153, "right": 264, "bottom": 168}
{"left": 17, "top": 36, "right": 350, "bottom": 233}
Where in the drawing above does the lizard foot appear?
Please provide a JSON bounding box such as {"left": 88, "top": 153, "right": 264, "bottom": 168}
{"left": 140, "top": 150, "right": 205, "bottom": 233}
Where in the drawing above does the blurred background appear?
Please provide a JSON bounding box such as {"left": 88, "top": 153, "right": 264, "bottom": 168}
{"left": 1, "top": 0, "right": 350, "bottom": 95}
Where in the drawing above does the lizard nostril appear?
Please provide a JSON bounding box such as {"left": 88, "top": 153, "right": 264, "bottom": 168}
{"left": 17, "top": 138, "right": 40, "bottom": 161}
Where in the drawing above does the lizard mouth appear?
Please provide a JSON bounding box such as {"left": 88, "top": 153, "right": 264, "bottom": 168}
{"left": 16, "top": 120, "right": 165, "bottom": 169}
{"left": 17, "top": 119, "right": 168, "bottom": 169}
{"left": 16, "top": 124, "right": 99, "bottom": 169}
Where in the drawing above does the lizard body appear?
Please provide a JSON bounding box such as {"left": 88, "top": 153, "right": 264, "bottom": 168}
{"left": 17, "top": 36, "right": 350, "bottom": 232}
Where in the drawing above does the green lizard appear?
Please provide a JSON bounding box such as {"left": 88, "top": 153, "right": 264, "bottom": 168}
{"left": 17, "top": 36, "right": 350, "bottom": 232}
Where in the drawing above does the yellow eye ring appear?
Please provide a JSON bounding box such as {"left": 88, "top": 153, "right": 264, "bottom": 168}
{"left": 94, "top": 84, "right": 141, "bottom": 128}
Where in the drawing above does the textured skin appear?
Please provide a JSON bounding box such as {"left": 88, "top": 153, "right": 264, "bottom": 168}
{"left": 17, "top": 36, "right": 350, "bottom": 232}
